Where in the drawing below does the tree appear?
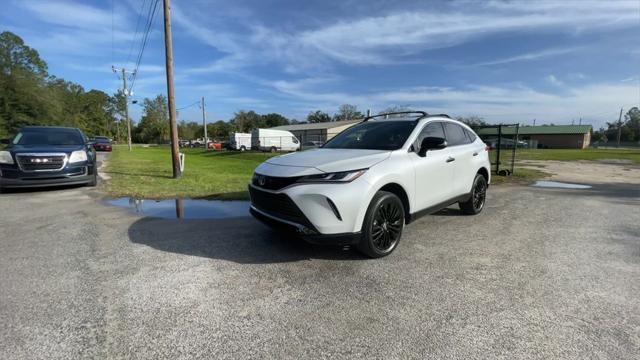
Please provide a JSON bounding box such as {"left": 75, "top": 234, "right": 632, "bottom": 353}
{"left": 262, "top": 113, "right": 289, "bottom": 127}
{"left": 307, "top": 110, "right": 331, "bottom": 123}
{"left": 207, "top": 120, "right": 235, "bottom": 139}
{"left": 178, "top": 121, "right": 201, "bottom": 140}
{"left": 333, "top": 104, "right": 363, "bottom": 121}
{"left": 379, "top": 105, "right": 414, "bottom": 115}
{"left": 136, "top": 95, "right": 169, "bottom": 143}
{"left": 230, "top": 110, "right": 264, "bottom": 132}
{"left": 456, "top": 115, "right": 487, "bottom": 130}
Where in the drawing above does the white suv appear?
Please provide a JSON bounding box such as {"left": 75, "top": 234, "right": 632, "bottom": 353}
{"left": 249, "top": 112, "right": 491, "bottom": 258}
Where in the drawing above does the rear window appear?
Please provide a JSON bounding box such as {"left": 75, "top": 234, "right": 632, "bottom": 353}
{"left": 444, "top": 123, "right": 471, "bottom": 146}
{"left": 13, "top": 128, "right": 84, "bottom": 146}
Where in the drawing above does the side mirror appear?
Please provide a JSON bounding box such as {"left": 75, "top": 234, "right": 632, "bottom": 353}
{"left": 418, "top": 137, "right": 447, "bottom": 157}
{"left": 0, "top": 138, "right": 10, "bottom": 145}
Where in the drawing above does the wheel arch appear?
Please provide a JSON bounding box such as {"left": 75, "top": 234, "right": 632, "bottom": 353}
{"left": 378, "top": 182, "right": 411, "bottom": 224}
{"left": 477, "top": 166, "right": 490, "bottom": 184}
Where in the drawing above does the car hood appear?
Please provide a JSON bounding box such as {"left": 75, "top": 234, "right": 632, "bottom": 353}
{"left": 264, "top": 148, "right": 391, "bottom": 174}
{"left": 9, "top": 144, "right": 84, "bottom": 154}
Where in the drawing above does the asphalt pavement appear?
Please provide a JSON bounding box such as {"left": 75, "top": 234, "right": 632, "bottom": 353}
{"left": 0, "top": 165, "right": 639, "bottom": 359}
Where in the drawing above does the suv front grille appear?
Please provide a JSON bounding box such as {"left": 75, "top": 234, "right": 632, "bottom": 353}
{"left": 251, "top": 173, "right": 300, "bottom": 191}
{"left": 16, "top": 153, "right": 67, "bottom": 172}
{"left": 249, "top": 186, "right": 310, "bottom": 226}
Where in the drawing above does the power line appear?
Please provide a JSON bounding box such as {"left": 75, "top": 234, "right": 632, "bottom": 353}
{"left": 176, "top": 101, "right": 200, "bottom": 111}
{"left": 125, "top": 0, "right": 149, "bottom": 65}
{"left": 129, "top": 0, "right": 160, "bottom": 92}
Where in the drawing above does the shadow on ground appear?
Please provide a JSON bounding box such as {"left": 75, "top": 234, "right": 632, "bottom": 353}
{"left": 127, "top": 216, "right": 367, "bottom": 264}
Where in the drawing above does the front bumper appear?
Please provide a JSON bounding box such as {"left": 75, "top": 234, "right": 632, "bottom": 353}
{"left": 0, "top": 164, "right": 94, "bottom": 188}
{"left": 249, "top": 206, "right": 361, "bottom": 245}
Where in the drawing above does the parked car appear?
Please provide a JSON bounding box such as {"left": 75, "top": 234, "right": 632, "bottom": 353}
{"left": 92, "top": 136, "right": 112, "bottom": 152}
{"left": 248, "top": 112, "right": 491, "bottom": 258}
{"left": 251, "top": 129, "right": 300, "bottom": 152}
{"left": 178, "top": 139, "right": 190, "bottom": 148}
{"left": 207, "top": 141, "right": 222, "bottom": 150}
{"left": 228, "top": 132, "right": 252, "bottom": 151}
{"left": 0, "top": 126, "right": 98, "bottom": 191}
{"left": 302, "top": 141, "right": 323, "bottom": 150}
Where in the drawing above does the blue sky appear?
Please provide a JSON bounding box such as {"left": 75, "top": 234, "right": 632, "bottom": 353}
{"left": 2, "top": 0, "right": 640, "bottom": 128}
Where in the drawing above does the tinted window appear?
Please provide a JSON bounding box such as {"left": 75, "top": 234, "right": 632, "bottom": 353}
{"left": 464, "top": 129, "right": 477, "bottom": 142}
{"left": 323, "top": 121, "right": 417, "bottom": 150}
{"left": 444, "top": 123, "right": 470, "bottom": 146}
{"left": 415, "top": 122, "right": 445, "bottom": 150}
{"left": 13, "top": 128, "right": 84, "bottom": 146}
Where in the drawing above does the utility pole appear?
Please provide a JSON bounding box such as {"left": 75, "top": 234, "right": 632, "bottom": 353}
{"left": 163, "top": 0, "right": 181, "bottom": 178}
{"left": 616, "top": 107, "right": 624, "bottom": 148}
{"left": 533, "top": 119, "right": 536, "bottom": 126}
{"left": 112, "top": 66, "right": 134, "bottom": 151}
{"left": 201, "top": 97, "right": 208, "bottom": 149}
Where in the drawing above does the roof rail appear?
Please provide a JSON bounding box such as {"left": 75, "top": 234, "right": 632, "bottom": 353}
{"left": 426, "top": 113, "right": 451, "bottom": 119}
{"left": 363, "top": 111, "right": 428, "bottom": 122}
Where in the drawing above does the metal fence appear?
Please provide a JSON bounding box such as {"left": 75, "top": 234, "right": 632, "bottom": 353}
{"left": 476, "top": 124, "right": 521, "bottom": 175}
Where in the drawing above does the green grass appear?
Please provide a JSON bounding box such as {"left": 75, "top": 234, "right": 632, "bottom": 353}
{"left": 515, "top": 148, "right": 640, "bottom": 163}
{"left": 104, "top": 146, "right": 638, "bottom": 199}
{"left": 104, "top": 146, "right": 278, "bottom": 199}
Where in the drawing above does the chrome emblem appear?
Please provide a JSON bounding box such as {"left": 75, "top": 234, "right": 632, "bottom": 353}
{"left": 258, "top": 175, "right": 266, "bottom": 186}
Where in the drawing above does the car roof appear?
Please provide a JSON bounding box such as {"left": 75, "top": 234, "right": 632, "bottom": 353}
{"left": 21, "top": 126, "right": 81, "bottom": 131}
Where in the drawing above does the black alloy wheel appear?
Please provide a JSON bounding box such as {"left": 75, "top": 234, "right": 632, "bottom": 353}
{"left": 459, "top": 173, "right": 487, "bottom": 215}
{"left": 359, "top": 191, "right": 405, "bottom": 258}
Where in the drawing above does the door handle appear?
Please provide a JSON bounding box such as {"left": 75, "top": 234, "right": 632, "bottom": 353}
{"left": 446, "top": 157, "right": 455, "bottom": 163}
{"left": 473, "top": 152, "right": 479, "bottom": 156}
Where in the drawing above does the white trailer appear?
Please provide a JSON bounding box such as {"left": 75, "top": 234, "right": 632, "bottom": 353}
{"left": 251, "top": 128, "right": 300, "bottom": 152}
{"left": 228, "top": 132, "right": 252, "bottom": 151}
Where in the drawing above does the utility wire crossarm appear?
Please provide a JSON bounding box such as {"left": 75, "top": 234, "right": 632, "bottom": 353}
{"left": 111, "top": 66, "right": 135, "bottom": 151}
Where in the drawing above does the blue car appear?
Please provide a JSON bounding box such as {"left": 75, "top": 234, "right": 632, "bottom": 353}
{"left": 0, "top": 126, "right": 97, "bottom": 192}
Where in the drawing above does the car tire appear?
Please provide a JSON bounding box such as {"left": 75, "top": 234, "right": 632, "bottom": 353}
{"left": 358, "top": 191, "right": 405, "bottom": 258}
{"left": 240, "top": 146, "right": 246, "bottom": 152}
{"left": 270, "top": 146, "right": 277, "bottom": 153}
{"left": 459, "top": 173, "right": 487, "bottom": 215}
{"left": 88, "top": 169, "right": 98, "bottom": 187}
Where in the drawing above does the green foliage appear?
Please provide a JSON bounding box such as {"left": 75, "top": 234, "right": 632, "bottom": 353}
{"left": 230, "top": 110, "right": 264, "bottom": 132}
{"left": 262, "top": 113, "right": 289, "bottom": 127}
{"left": 207, "top": 120, "right": 235, "bottom": 139}
{"left": 0, "top": 31, "right": 116, "bottom": 138}
{"left": 135, "top": 95, "right": 169, "bottom": 143}
{"left": 178, "top": 121, "right": 201, "bottom": 140}
{"left": 307, "top": 110, "right": 331, "bottom": 123}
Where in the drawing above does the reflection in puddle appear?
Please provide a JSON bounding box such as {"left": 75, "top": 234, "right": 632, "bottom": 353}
{"left": 107, "top": 197, "right": 250, "bottom": 219}
{"left": 532, "top": 181, "right": 592, "bottom": 189}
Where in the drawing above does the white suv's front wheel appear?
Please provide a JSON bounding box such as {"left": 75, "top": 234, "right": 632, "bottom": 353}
{"left": 358, "top": 191, "right": 405, "bottom": 258}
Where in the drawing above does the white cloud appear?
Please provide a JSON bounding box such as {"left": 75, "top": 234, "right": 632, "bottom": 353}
{"left": 473, "top": 47, "right": 579, "bottom": 66}
{"left": 546, "top": 75, "right": 565, "bottom": 87}
{"left": 268, "top": 79, "right": 639, "bottom": 127}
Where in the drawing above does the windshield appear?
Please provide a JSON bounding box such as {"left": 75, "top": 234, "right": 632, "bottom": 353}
{"left": 322, "top": 121, "right": 417, "bottom": 150}
{"left": 94, "top": 137, "right": 110, "bottom": 143}
{"left": 12, "top": 128, "right": 84, "bottom": 146}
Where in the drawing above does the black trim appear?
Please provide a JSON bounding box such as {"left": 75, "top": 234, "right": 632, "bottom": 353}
{"left": 250, "top": 207, "right": 361, "bottom": 245}
{"left": 408, "top": 193, "right": 471, "bottom": 223}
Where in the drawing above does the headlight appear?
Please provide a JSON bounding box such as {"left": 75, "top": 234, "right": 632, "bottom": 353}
{"left": 0, "top": 151, "right": 14, "bottom": 164}
{"left": 68, "top": 150, "right": 88, "bottom": 163}
{"left": 297, "top": 169, "right": 367, "bottom": 183}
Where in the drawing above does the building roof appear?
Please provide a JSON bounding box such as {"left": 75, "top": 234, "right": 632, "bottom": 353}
{"left": 271, "top": 119, "right": 361, "bottom": 131}
{"left": 476, "top": 125, "right": 592, "bottom": 136}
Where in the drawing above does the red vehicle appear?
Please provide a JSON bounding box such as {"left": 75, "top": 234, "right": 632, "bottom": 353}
{"left": 207, "top": 141, "right": 223, "bottom": 150}
{"left": 92, "top": 136, "right": 112, "bottom": 152}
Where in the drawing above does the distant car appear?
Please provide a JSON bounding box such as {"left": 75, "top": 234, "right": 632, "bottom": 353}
{"left": 302, "top": 141, "right": 323, "bottom": 150}
{"left": 251, "top": 129, "right": 300, "bottom": 152}
{"left": 92, "top": 136, "right": 112, "bottom": 152}
{"left": 0, "top": 126, "right": 97, "bottom": 191}
{"left": 178, "top": 140, "right": 190, "bottom": 148}
{"left": 207, "top": 141, "right": 222, "bottom": 150}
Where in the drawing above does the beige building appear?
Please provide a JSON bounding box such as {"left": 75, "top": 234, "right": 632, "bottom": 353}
{"left": 270, "top": 120, "right": 361, "bottom": 144}
{"left": 477, "top": 125, "right": 592, "bottom": 149}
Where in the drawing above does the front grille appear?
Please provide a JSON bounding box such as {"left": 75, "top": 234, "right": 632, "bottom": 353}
{"left": 251, "top": 173, "right": 300, "bottom": 190}
{"left": 16, "top": 154, "right": 66, "bottom": 171}
{"left": 249, "top": 186, "right": 309, "bottom": 225}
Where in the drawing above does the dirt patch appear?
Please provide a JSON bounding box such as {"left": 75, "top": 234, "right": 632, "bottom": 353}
{"left": 519, "top": 160, "right": 640, "bottom": 185}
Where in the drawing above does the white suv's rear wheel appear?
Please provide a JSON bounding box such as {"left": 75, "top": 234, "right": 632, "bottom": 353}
{"left": 358, "top": 191, "right": 405, "bottom": 258}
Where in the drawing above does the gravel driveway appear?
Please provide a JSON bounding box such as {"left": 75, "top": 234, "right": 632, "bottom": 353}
{"left": 0, "top": 160, "right": 638, "bottom": 359}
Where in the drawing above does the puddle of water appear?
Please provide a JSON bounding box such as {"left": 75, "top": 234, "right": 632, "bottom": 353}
{"left": 532, "top": 181, "right": 592, "bottom": 189}
{"left": 107, "top": 197, "right": 250, "bottom": 219}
